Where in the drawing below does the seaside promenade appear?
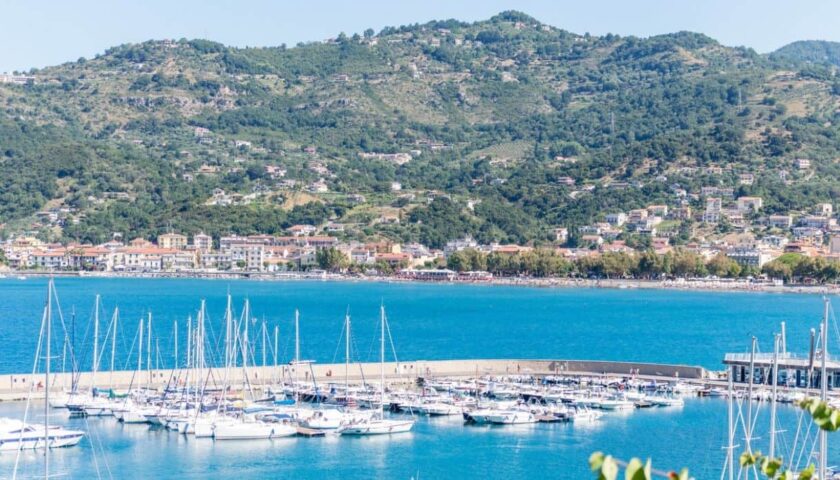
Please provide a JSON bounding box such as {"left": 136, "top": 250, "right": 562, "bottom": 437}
{"left": 7, "top": 270, "right": 840, "bottom": 295}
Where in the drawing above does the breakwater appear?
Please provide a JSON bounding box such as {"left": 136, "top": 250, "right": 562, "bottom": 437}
{"left": 0, "top": 358, "right": 709, "bottom": 400}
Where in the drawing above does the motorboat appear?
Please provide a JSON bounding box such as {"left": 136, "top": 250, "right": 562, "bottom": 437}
{"left": 339, "top": 418, "right": 414, "bottom": 435}
{"left": 486, "top": 410, "right": 536, "bottom": 425}
{"left": 416, "top": 402, "right": 463, "bottom": 416}
{"left": 0, "top": 418, "right": 84, "bottom": 451}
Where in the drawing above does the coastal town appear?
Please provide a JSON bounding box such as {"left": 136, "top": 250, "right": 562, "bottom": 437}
{"left": 3, "top": 193, "right": 840, "bottom": 284}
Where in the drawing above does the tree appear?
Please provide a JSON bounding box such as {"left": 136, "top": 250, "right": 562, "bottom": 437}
{"left": 447, "top": 248, "right": 487, "bottom": 272}
{"left": 706, "top": 253, "right": 741, "bottom": 278}
{"left": 599, "top": 252, "right": 636, "bottom": 279}
{"left": 316, "top": 247, "right": 348, "bottom": 272}
{"left": 634, "top": 251, "right": 664, "bottom": 279}
{"left": 669, "top": 249, "right": 707, "bottom": 278}
{"left": 363, "top": 28, "right": 375, "bottom": 39}
{"left": 763, "top": 259, "right": 793, "bottom": 282}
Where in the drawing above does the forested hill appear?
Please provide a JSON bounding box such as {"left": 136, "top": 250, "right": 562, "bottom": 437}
{"left": 771, "top": 40, "right": 840, "bottom": 68}
{"left": 1, "top": 11, "right": 840, "bottom": 248}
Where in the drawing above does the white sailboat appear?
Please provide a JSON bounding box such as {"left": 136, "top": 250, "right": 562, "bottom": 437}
{"left": 300, "top": 311, "right": 372, "bottom": 429}
{"left": 118, "top": 314, "right": 152, "bottom": 424}
{"left": 340, "top": 305, "right": 414, "bottom": 436}
{"left": 7, "top": 278, "right": 85, "bottom": 467}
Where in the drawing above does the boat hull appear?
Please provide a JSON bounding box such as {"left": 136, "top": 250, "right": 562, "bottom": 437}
{"left": 340, "top": 420, "right": 414, "bottom": 435}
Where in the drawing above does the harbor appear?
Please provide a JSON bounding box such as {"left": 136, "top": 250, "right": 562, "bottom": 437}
{"left": 2, "top": 277, "right": 840, "bottom": 478}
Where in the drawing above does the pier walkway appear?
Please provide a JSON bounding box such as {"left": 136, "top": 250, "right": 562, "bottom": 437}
{"left": 0, "top": 359, "right": 709, "bottom": 401}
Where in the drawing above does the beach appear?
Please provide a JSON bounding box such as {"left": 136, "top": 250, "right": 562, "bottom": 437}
{"left": 3, "top": 269, "right": 836, "bottom": 295}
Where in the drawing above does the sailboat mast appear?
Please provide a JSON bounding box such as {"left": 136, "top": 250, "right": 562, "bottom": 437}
{"left": 70, "top": 307, "right": 76, "bottom": 392}
{"left": 273, "top": 325, "right": 278, "bottom": 384}
{"left": 726, "top": 367, "right": 734, "bottom": 480}
{"left": 110, "top": 308, "right": 118, "bottom": 390}
{"left": 345, "top": 311, "right": 351, "bottom": 397}
{"left": 819, "top": 298, "right": 829, "bottom": 479}
{"left": 225, "top": 294, "right": 232, "bottom": 370}
{"left": 380, "top": 305, "right": 385, "bottom": 420}
{"left": 769, "top": 333, "right": 780, "bottom": 459}
{"left": 173, "top": 320, "right": 178, "bottom": 370}
{"left": 45, "top": 279, "right": 53, "bottom": 476}
{"left": 137, "top": 317, "right": 144, "bottom": 376}
{"left": 61, "top": 333, "right": 67, "bottom": 392}
{"left": 199, "top": 300, "right": 206, "bottom": 392}
{"left": 147, "top": 312, "right": 152, "bottom": 386}
{"left": 262, "top": 320, "right": 267, "bottom": 370}
{"left": 185, "top": 315, "right": 192, "bottom": 403}
{"left": 295, "top": 309, "right": 300, "bottom": 401}
{"left": 243, "top": 300, "right": 249, "bottom": 373}
{"left": 745, "top": 336, "right": 756, "bottom": 455}
{"left": 92, "top": 294, "right": 100, "bottom": 390}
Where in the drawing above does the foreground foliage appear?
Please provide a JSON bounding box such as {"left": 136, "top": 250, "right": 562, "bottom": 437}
{"left": 590, "top": 398, "right": 840, "bottom": 479}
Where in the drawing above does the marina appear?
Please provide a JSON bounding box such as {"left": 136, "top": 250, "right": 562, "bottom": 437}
{"left": 2, "top": 277, "right": 840, "bottom": 478}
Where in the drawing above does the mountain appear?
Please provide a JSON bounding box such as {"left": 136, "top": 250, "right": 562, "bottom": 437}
{"left": 1, "top": 11, "right": 839, "bottom": 248}
{"left": 771, "top": 40, "right": 840, "bottom": 67}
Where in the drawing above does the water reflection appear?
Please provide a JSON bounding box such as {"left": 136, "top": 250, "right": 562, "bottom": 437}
{"left": 2, "top": 399, "right": 838, "bottom": 479}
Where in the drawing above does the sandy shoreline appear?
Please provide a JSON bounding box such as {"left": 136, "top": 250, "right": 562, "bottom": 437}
{"left": 2, "top": 269, "right": 838, "bottom": 295}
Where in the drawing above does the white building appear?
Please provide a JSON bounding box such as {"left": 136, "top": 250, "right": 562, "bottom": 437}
{"left": 192, "top": 233, "right": 212, "bottom": 252}
{"left": 605, "top": 213, "right": 627, "bottom": 227}
{"left": 444, "top": 236, "right": 478, "bottom": 258}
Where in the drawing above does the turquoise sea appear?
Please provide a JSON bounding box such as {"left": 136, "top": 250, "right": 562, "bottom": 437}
{"left": 0, "top": 277, "right": 837, "bottom": 478}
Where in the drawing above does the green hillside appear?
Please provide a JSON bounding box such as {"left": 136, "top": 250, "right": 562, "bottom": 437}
{"left": 1, "top": 11, "right": 839, "bottom": 247}
{"left": 771, "top": 40, "right": 840, "bottom": 67}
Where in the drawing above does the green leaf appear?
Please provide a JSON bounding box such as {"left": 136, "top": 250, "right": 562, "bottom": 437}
{"left": 590, "top": 452, "right": 605, "bottom": 472}
{"left": 798, "top": 464, "right": 814, "bottom": 480}
{"left": 600, "top": 456, "right": 619, "bottom": 480}
{"left": 760, "top": 456, "right": 782, "bottom": 477}
{"left": 624, "top": 458, "right": 650, "bottom": 480}
{"left": 829, "top": 409, "right": 840, "bottom": 431}
{"left": 740, "top": 451, "right": 760, "bottom": 467}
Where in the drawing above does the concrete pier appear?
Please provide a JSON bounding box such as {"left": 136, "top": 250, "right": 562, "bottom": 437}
{"left": 0, "top": 359, "right": 709, "bottom": 401}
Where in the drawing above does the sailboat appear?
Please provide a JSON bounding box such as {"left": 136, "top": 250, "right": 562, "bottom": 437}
{"left": 3, "top": 279, "right": 84, "bottom": 457}
{"left": 300, "top": 310, "right": 372, "bottom": 430}
{"left": 66, "top": 295, "right": 104, "bottom": 416}
{"left": 118, "top": 314, "right": 156, "bottom": 424}
{"left": 84, "top": 305, "right": 123, "bottom": 417}
{"left": 213, "top": 298, "right": 296, "bottom": 440}
{"left": 339, "top": 305, "right": 414, "bottom": 436}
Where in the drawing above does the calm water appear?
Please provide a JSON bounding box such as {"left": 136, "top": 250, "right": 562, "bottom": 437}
{"left": 0, "top": 277, "right": 832, "bottom": 374}
{"left": 0, "top": 277, "right": 837, "bottom": 479}
{"left": 1, "top": 399, "right": 836, "bottom": 479}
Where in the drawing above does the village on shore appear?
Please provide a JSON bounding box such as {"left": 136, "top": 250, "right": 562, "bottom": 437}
{"left": 3, "top": 195, "right": 840, "bottom": 288}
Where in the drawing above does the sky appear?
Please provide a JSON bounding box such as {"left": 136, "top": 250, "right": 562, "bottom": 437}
{"left": 1, "top": 0, "right": 839, "bottom": 72}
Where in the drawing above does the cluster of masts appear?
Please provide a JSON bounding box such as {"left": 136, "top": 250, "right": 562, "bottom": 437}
{"left": 721, "top": 298, "right": 837, "bottom": 480}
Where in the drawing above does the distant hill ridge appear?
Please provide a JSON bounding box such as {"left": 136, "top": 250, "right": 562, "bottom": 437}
{"left": 771, "top": 40, "right": 840, "bottom": 67}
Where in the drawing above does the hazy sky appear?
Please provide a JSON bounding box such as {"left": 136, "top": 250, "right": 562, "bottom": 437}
{"left": 2, "top": 0, "right": 839, "bottom": 72}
